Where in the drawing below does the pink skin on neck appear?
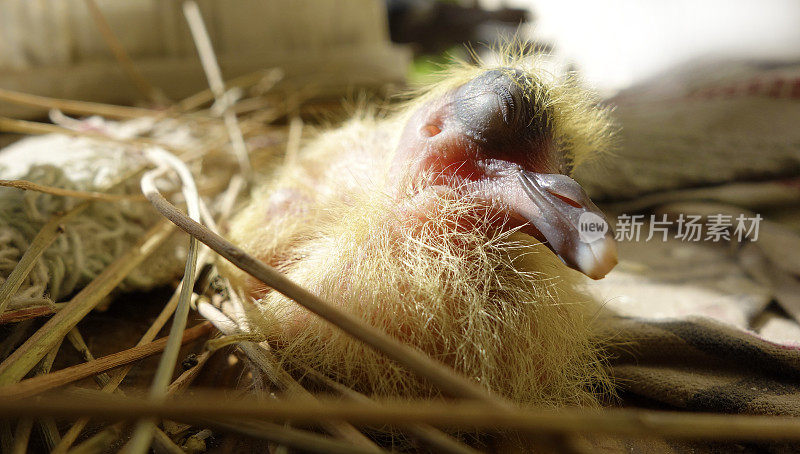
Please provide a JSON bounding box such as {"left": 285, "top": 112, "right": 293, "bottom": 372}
{"left": 388, "top": 88, "right": 617, "bottom": 280}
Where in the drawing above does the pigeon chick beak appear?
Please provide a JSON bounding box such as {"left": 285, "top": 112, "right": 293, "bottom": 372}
{"left": 505, "top": 170, "right": 617, "bottom": 279}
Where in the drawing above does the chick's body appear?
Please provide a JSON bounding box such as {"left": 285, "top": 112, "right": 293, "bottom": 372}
{"left": 225, "top": 57, "right": 616, "bottom": 406}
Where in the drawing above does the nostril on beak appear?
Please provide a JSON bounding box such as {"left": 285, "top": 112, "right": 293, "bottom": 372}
{"left": 421, "top": 124, "right": 442, "bottom": 137}
{"left": 547, "top": 191, "right": 582, "bottom": 208}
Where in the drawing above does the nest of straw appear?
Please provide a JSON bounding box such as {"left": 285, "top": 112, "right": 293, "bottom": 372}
{"left": 2, "top": 4, "right": 800, "bottom": 454}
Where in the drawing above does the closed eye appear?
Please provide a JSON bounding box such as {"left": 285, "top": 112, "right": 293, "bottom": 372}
{"left": 548, "top": 190, "right": 582, "bottom": 208}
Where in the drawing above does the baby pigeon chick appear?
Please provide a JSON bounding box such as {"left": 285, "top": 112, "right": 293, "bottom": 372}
{"left": 224, "top": 54, "right": 617, "bottom": 406}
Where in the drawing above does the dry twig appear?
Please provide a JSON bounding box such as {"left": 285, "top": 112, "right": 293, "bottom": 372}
{"left": 0, "top": 323, "right": 211, "bottom": 400}
{"left": 4, "top": 395, "right": 800, "bottom": 442}
{"left": 0, "top": 179, "right": 144, "bottom": 202}
{"left": 0, "top": 87, "right": 158, "bottom": 120}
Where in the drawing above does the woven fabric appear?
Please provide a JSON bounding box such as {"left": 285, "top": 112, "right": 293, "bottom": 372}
{"left": 0, "top": 117, "right": 193, "bottom": 309}
{"left": 602, "top": 316, "right": 800, "bottom": 416}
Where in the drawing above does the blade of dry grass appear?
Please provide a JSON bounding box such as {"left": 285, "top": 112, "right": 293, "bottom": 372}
{"left": 208, "top": 419, "right": 383, "bottom": 454}
{"left": 0, "top": 179, "right": 144, "bottom": 202}
{"left": 65, "top": 328, "right": 111, "bottom": 388}
{"left": 166, "top": 351, "right": 211, "bottom": 395}
{"left": 82, "top": 0, "right": 166, "bottom": 105}
{"left": 183, "top": 0, "right": 252, "bottom": 177}
{"left": 283, "top": 115, "right": 303, "bottom": 166}
{"left": 175, "top": 68, "right": 283, "bottom": 113}
{"left": 39, "top": 417, "right": 62, "bottom": 452}
{"left": 29, "top": 338, "right": 65, "bottom": 451}
{"left": 0, "top": 303, "right": 67, "bottom": 324}
{"left": 66, "top": 423, "right": 124, "bottom": 454}
{"left": 0, "top": 203, "right": 88, "bottom": 317}
{"left": 0, "top": 219, "right": 175, "bottom": 385}
{"left": 140, "top": 152, "right": 201, "bottom": 397}
{"left": 33, "top": 331, "right": 62, "bottom": 380}
{"left": 0, "top": 322, "right": 211, "bottom": 400}
{"left": 0, "top": 422, "right": 12, "bottom": 454}
{"left": 11, "top": 418, "right": 34, "bottom": 454}
{"left": 126, "top": 148, "right": 203, "bottom": 454}
{"left": 0, "top": 306, "right": 58, "bottom": 324}
{"left": 0, "top": 87, "right": 158, "bottom": 119}
{"left": 0, "top": 117, "right": 187, "bottom": 156}
{"left": 6, "top": 394, "right": 800, "bottom": 442}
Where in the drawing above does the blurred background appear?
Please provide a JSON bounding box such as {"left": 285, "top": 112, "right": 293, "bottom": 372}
{"left": 483, "top": 0, "right": 800, "bottom": 94}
